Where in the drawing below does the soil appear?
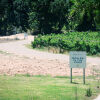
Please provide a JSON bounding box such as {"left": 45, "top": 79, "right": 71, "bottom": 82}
{"left": 0, "top": 34, "right": 100, "bottom": 76}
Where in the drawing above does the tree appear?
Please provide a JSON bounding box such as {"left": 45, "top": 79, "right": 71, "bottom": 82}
{"left": 29, "top": 0, "right": 69, "bottom": 34}
{"left": 0, "top": 0, "right": 100, "bottom": 36}
{"left": 68, "top": 0, "right": 100, "bottom": 31}
{"left": 0, "top": 0, "right": 8, "bottom": 35}
{"left": 0, "top": 0, "right": 29, "bottom": 36}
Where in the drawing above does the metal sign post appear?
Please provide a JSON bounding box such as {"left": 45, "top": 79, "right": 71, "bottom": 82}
{"left": 70, "top": 68, "right": 72, "bottom": 83}
{"left": 83, "top": 68, "right": 85, "bottom": 84}
{"left": 70, "top": 51, "right": 86, "bottom": 84}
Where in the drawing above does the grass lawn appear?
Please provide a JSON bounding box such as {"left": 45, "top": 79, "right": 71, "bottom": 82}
{"left": 0, "top": 75, "right": 100, "bottom": 100}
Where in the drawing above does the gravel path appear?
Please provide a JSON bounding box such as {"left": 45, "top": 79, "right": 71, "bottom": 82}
{"left": 0, "top": 34, "right": 100, "bottom": 76}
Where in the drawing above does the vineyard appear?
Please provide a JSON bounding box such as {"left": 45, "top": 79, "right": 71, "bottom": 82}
{"left": 32, "top": 32, "right": 100, "bottom": 55}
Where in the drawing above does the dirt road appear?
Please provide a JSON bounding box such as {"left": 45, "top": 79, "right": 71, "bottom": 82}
{"left": 0, "top": 34, "right": 100, "bottom": 76}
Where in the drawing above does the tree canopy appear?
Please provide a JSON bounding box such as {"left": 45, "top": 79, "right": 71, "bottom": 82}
{"left": 0, "top": 0, "right": 100, "bottom": 35}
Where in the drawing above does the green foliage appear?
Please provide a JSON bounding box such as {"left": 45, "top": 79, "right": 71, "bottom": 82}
{"left": 32, "top": 32, "right": 100, "bottom": 55}
{"left": 28, "top": 0, "right": 100, "bottom": 33}
{"left": 29, "top": 0, "right": 69, "bottom": 34}
{"left": 0, "top": 0, "right": 100, "bottom": 36}
{"left": 0, "top": 0, "right": 29, "bottom": 36}
{"left": 69, "top": 0, "right": 100, "bottom": 31}
{"left": 86, "top": 88, "right": 92, "bottom": 97}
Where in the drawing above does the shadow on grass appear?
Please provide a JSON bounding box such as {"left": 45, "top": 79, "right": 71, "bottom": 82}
{"left": 54, "top": 76, "right": 69, "bottom": 79}
{"left": 72, "top": 82, "right": 79, "bottom": 84}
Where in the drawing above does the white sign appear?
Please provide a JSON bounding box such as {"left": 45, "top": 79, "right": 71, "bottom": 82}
{"left": 70, "top": 51, "right": 86, "bottom": 68}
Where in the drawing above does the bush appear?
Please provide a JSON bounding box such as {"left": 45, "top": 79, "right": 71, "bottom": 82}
{"left": 86, "top": 88, "right": 92, "bottom": 97}
{"left": 32, "top": 32, "right": 100, "bottom": 55}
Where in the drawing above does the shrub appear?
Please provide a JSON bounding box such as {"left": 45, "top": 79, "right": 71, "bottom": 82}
{"left": 86, "top": 88, "right": 92, "bottom": 97}
{"left": 32, "top": 32, "right": 100, "bottom": 55}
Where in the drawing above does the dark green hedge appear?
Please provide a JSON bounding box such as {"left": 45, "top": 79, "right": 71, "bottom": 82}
{"left": 32, "top": 32, "right": 100, "bottom": 55}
